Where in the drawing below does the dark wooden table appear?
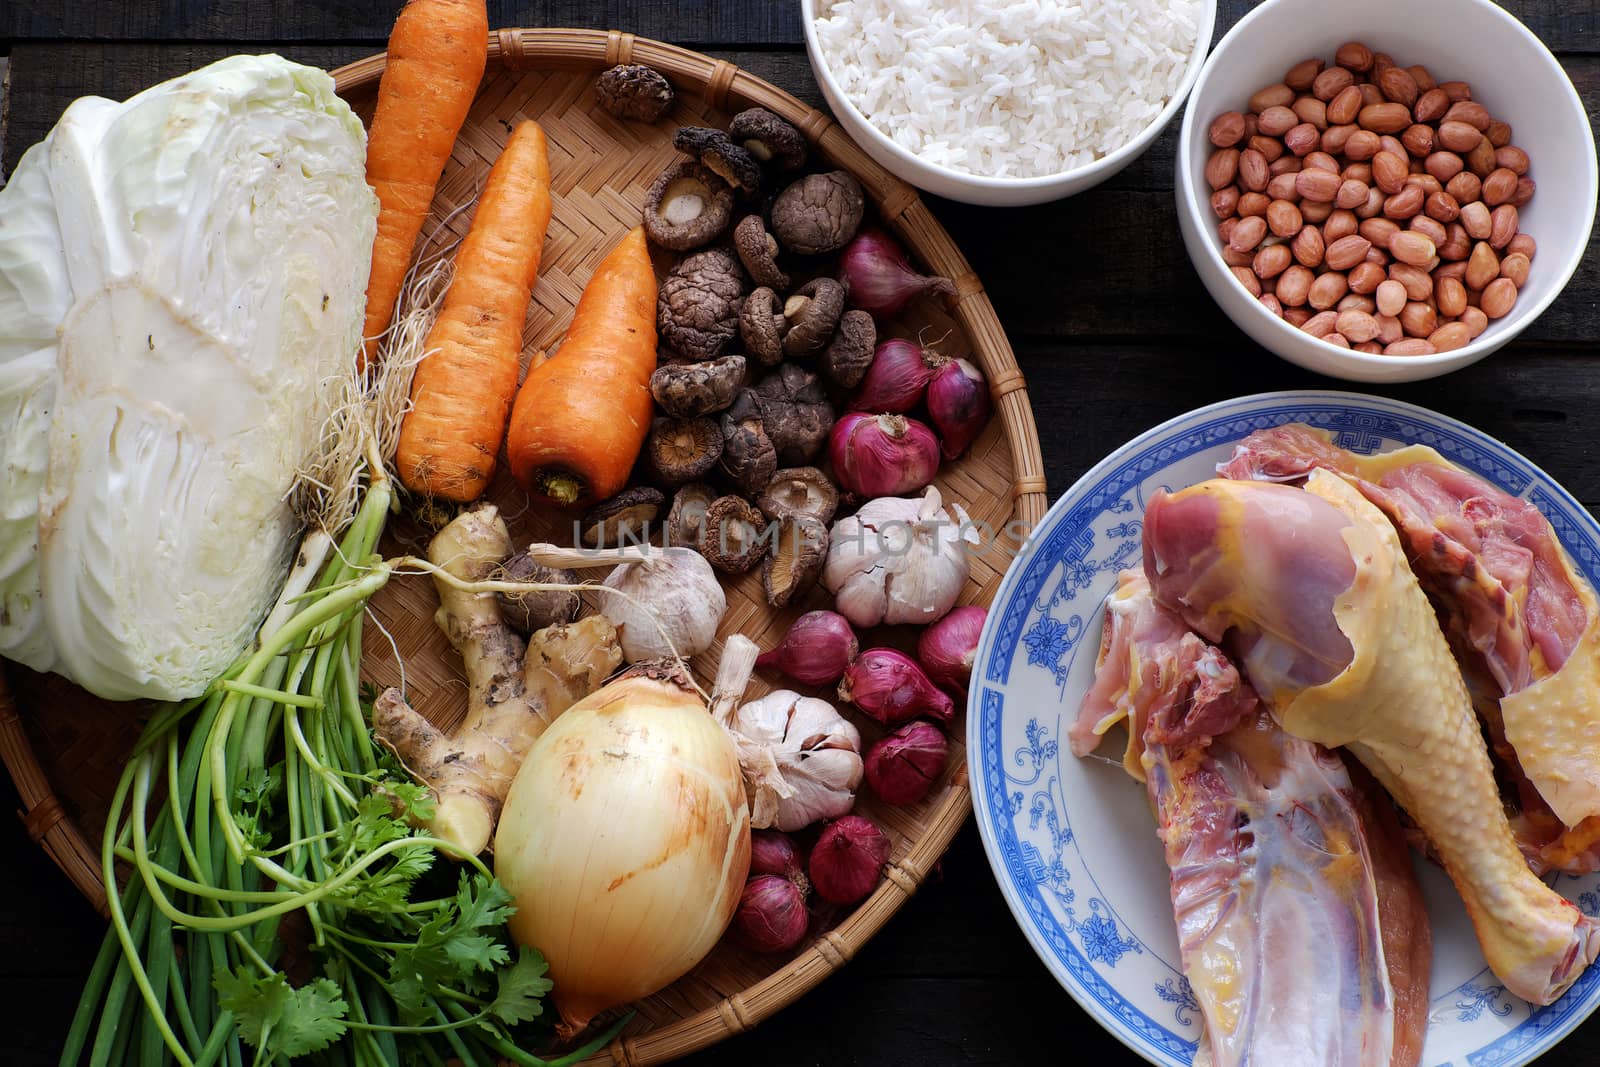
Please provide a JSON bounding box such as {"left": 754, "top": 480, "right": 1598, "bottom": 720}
{"left": 3, "top": 1, "right": 1598, "bottom": 1064}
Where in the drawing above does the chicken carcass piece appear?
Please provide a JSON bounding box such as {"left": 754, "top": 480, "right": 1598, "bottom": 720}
{"left": 1143, "top": 473, "right": 1599, "bottom": 1005}
{"left": 1075, "top": 571, "right": 1429, "bottom": 1067}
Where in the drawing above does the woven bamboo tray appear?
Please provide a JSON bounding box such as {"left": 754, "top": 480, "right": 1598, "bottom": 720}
{"left": 0, "top": 27, "right": 1047, "bottom": 1066}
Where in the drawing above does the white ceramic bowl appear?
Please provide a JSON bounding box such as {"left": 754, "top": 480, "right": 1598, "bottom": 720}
{"left": 1177, "top": 0, "right": 1598, "bottom": 384}
{"left": 800, "top": 0, "right": 1217, "bottom": 207}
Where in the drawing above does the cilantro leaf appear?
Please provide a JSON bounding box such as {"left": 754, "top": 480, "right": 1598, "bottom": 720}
{"left": 215, "top": 968, "right": 348, "bottom": 1057}
{"left": 485, "top": 948, "right": 552, "bottom": 1027}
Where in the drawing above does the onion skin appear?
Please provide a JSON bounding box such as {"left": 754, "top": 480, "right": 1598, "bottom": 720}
{"left": 754, "top": 610, "right": 858, "bottom": 686}
{"left": 865, "top": 721, "right": 949, "bottom": 806}
{"left": 733, "top": 874, "right": 810, "bottom": 953}
{"left": 839, "top": 229, "right": 958, "bottom": 318}
{"left": 809, "top": 815, "right": 892, "bottom": 905}
{"left": 829, "top": 412, "right": 941, "bottom": 498}
{"left": 837, "top": 647, "right": 954, "bottom": 727}
{"left": 849, "top": 339, "right": 942, "bottom": 414}
{"left": 925, "top": 358, "right": 990, "bottom": 460}
{"left": 494, "top": 662, "right": 750, "bottom": 1036}
{"left": 917, "top": 605, "right": 986, "bottom": 695}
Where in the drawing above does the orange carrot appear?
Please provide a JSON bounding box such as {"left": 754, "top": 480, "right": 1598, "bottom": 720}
{"left": 361, "top": 0, "right": 488, "bottom": 367}
{"left": 506, "top": 226, "right": 659, "bottom": 509}
{"left": 396, "top": 120, "right": 553, "bottom": 502}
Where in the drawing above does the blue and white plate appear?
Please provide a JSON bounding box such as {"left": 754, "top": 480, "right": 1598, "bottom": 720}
{"left": 969, "top": 391, "right": 1600, "bottom": 1066}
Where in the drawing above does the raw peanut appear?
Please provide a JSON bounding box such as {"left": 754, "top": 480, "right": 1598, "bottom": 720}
{"left": 1300, "top": 309, "right": 1341, "bottom": 337}
{"left": 1358, "top": 103, "right": 1412, "bottom": 134}
{"left": 1465, "top": 241, "right": 1500, "bottom": 290}
{"left": 1386, "top": 339, "right": 1437, "bottom": 355}
{"left": 1239, "top": 148, "right": 1271, "bottom": 191}
{"left": 1482, "top": 167, "right": 1518, "bottom": 206}
{"left": 1360, "top": 217, "right": 1400, "bottom": 248}
{"left": 1221, "top": 245, "right": 1255, "bottom": 267}
{"left": 1425, "top": 191, "right": 1461, "bottom": 222}
{"left": 1511, "top": 177, "right": 1536, "bottom": 207}
{"left": 1489, "top": 205, "right": 1518, "bottom": 249}
{"left": 1268, "top": 173, "right": 1301, "bottom": 201}
{"left": 1209, "top": 111, "right": 1248, "bottom": 147}
{"left": 1500, "top": 252, "right": 1531, "bottom": 288}
{"left": 1323, "top": 209, "right": 1359, "bottom": 242}
{"left": 1285, "top": 307, "right": 1314, "bottom": 327}
{"left": 1211, "top": 185, "right": 1241, "bottom": 219}
{"left": 1322, "top": 124, "right": 1357, "bottom": 155}
{"left": 1508, "top": 233, "right": 1536, "bottom": 259}
{"left": 1337, "top": 308, "right": 1381, "bottom": 342}
{"left": 1337, "top": 293, "right": 1377, "bottom": 313}
{"left": 1293, "top": 96, "right": 1329, "bottom": 129}
{"left": 1300, "top": 199, "right": 1333, "bottom": 223}
{"left": 1357, "top": 187, "right": 1386, "bottom": 220}
{"left": 1249, "top": 83, "right": 1295, "bottom": 113}
{"left": 1425, "top": 151, "right": 1464, "bottom": 183}
{"left": 1372, "top": 151, "right": 1409, "bottom": 194}
{"left": 1402, "top": 124, "right": 1435, "bottom": 158}
{"left": 1229, "top": 215, "right": 1268, "bottom": 252}
{"left": 1239, "top": 192, "right": 1270, "bottom": 216}
{"left": 1344, "top": 130, "right": 1382, "bottom": 161}
{"left": 1487, "top": 120, "right": 1513, "bottom": 147}
{"left": 1349, "top": 261, "right": 1387, "bottom": 294}
{"left": 1219, "top": 217, "right": 1238, "bottom": 242}
{"left": 1371, "top": 52, "right": 1395, "bottom": 76}
{"left": 1439, "top": 80, "right": 1472, "bottom": 102}
{"left": 1494, "top": 145, "right": 1529, "bottom": 175}
{"left": 1436, "top": 275, "right": 1468, "bottom": 317}
{"left": 1292, "top": 226, "right": 1326, "bottom": 267}
{"left": 1243, "top": 114, "right": 1260, "bottom": 138}
{"left": 1260, "top": 293, "right": 1285, "bottom": 316}
{"left": 1377, "top": 134, "right": 1409, "bottom": 160}
{"left": 1481, "top": 277, "right": 1517, "bottom": 319}
{"left": 1286, "top": 58, "right": 1325, "bottom": 91}
{"left": 1399, "top": 301, "right": 1438, "bottom": 337}
{"left": 1460, "top": 201, "right": 1492, "bottom": 240}
{"left": 1390, "top": 231, "right": 1437, "bottom": 268}
{"left": 1336, "top": 41, "right": 1374, "bottom": 71}
{"left": 1410, "top": 216, "right": 1447, "bottom": 246}
{"left": 1378, "top": 66, "right": 1420, "bottom": 107}
{"left": 1382, "top": 185, "right": 1424, "bottom": 220}
{"left": 1250, "top": 134, "right": 1287, "bottom": 162}
{"left": 1254, "top": 243, "right": 1293, "bottom": 279}
{"left": 1313, "top": 66, "right": 1355, "bottom": 101}
{"left": 1413, "top": 88, "right": 1450, "bottom": 123}
{"left": 1436, "top": 260, "right": 1468, "bottom": 281}
{"left": 1295, "top": 168, "right": 1342, "bottom": 202}
{"left": 1305, "top": 151, "right": 1341, "bottom": 173}
{"left": 1325, "top": 234, "right": 1372, "bottom": 270}
{"left": 1267, "top": 199, "right": 1303, "bottom": 236}
{"left": 1446, "top": 171, "right": 1481, "bottom": 203}
{"left": 1328, "top": 86, "right": 1364, "bottom": 125}
{"left": 1409, "top": 65, "right": 1436, "bottom": 91}
{"left": 1308, "top": 271, "right": 1350, "bottom": 310}
{"left": 1259, "top": 105, "right": 1298, "bottom": 137}
{"left": 1206, "top": 148, "right": 1240, "bottom": 189}
{"left": 1460, "top": 306, "right": 1489, "bottom": 337}
{"left": 1232, "top": 265, "right": 1263, "bottom": 296}
{"left": 1284, "top": 124, "right": 1321, "bottom": 157}
{"left": 1444, "top": 101, "right": 1491, "bottom": 131}
{"left": 1429, "top": 322, "right": 1472, "bottom": 351}
{"left": 1440, "top": 223, "right": 1471, "bottom": 260}
{"left": 1365, "top": 246, "right": 1391, "bottom": 267}
{"left": 1359, "top": 83, "right": 1386, "bottom": 108}
{"left": 1466, "top": 136, "right": 1497, "bottom": 177}
{"left": 1324, "top": 332, "right": 1352, "bottom": 348}
{"left": 1437, "top": 121, "right": 1482, "bottom": 153}
{"left": 1336, "top": 179, "right": 1370, "bottom": 210}
{"left": 1389, "top": 262, "right": 1434, "bottom": 301}
{"left": 1270, "top": 155, "right": 1304, "bottom": 176}
{"left": 1376, "top": 279, "right": 1407, "bottom": 316}
{"left": 1343, "top": 163, "right": 1374, "bottom": 186}
{"left": 1355, "top": 341, "right": 1384, "bottom": 353}
{"left": 1404, "top": 173, "right": 1443, "bottom": 196}
{"left": 1376, "top": 313, "right": 1404, "bottom": 344}
{"left": 1277, "top": 264, "right": 1315, "bottom": 306}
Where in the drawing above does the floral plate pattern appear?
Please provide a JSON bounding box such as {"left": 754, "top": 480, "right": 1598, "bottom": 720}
{"left": 968, "top": 391, "right": 1600, "bottom": 1067}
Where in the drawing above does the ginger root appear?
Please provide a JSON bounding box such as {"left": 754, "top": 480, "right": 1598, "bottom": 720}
{"left": 374, "top": 505, "right": 622, "bottom": 855}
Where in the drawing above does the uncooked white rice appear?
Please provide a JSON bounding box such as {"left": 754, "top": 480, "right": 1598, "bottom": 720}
{"left": 813, "top": 0, "right": 1202, "bottom": 179}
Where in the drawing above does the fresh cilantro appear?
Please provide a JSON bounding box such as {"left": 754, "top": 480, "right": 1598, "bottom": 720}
{"left": 484, "top": 948, "right": 552, "bottom": 1027}
{"left": 215, "top": 968, "right": 348, "bottom": 1058}
{"left": 385, "top": 872, "right": 527, "bottom": 1025}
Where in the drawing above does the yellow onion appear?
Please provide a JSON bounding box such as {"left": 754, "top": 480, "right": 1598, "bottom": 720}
{"left": 494, "top": 658, "right": 751, "bottom": 1035}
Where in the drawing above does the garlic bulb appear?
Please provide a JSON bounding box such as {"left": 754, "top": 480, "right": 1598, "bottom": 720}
{"left": 822, "top": 486, "right": 978, "bottom": 628}
{"left": 727, "top": 689, "right": 863, "bottom": 832}
{"left": 598, "top": 547, "right": 726, "bottom": 662}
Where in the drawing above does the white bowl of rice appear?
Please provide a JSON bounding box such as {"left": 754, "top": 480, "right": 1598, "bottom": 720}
{"left": 802, "top": 0, "right": 1217, "bottom": 207}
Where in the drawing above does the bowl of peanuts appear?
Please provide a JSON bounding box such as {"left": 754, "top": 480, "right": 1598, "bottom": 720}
{"left": 1176, "top": 0, "right": 1597, "bottom": 383}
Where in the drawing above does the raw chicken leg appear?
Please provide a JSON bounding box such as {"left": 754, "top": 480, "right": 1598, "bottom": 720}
{"left": 1144, "top": 472, "right": 1599, "bottom": 1005}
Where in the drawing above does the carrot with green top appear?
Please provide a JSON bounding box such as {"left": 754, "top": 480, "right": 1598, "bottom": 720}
{"left": 361, "top": 0, "right": 488, "bottom": 367}
{"left": 396, "top": 120, "right": 552, "bottom": 501}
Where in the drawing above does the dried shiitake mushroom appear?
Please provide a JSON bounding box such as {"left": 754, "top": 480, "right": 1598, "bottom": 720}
{"left": 733, "top": 214, "right": 789, "bottom": 290}
{"left": 666, "top": 483, "right": 718, "bottom": 551}
{"left": 720, "top": 393, "right": 779, "bottom": 493}
{"left": 762, "top": 516, "right": 827, "bottom": 607}
{"left": 673, "top": 126, "right": 762, "bottom": 195}
{"left": 757, "top": 466, "right": 838, "bottom": 526}
{"left": 781, "top": 277, "right": 845, "bottom": 359}
{"left": 729, "top": 108, "right": 808, "bottom": 171}
{"left": 649, "top": 353, "right": 746, "bottom": 417}
{"left": 748, "top": 365, "right": 834, "bottom": 466}
{"left": 595, "top": 64, "right": 674, "bottom": 122}
{"left": 644, "top": 416, "right": 723, "bottom": 485}
{"left": 495, "top": 552, "right": 580, "bottom": 635}
{"left": 580, "top": 486, "right": 665, "bottom": 548}
{"left": 703, "top": 495, "right": 769, "bottom": 574}
{"left": 770, "top": 171, "right": 865, "bottom": 255}
{"left": 821, "top": 309, "right": 876, "bottom": 388}
{"left": 643, "top": 162, "right": 734, "bottom": 251}
{"left": 739, "top": 287, "right": 788, "bottom": 366}
{"left": 658, "top": 248, "right": 746, "bottom": 361}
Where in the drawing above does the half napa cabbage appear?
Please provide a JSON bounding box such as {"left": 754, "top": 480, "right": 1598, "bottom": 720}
{"left": 0, "top": 54, "right": 378, "bottom": 701}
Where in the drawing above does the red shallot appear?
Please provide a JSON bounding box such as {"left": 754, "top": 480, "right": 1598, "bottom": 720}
{"left": 839, "top": 229, "right": 957, "bottom": 319}
{"left": 837, "top": 647, "right": 954, "bottom": 727}
{"left": 750, "top": 830, "right": 807, "bottom": 881}
{"left": 917, "top": 605, "right": 986, "bottom": 695}
{"left": 865, "top": 721, "right": 950, "bottom": 806}
{"left": 755, "top": 610, "right": 859, "bottom": 686}
{"left": 849, "top": 338, "right": 944, "bottom": 414}
{"left": 733, "top": 874, "right": 810, "bottom": 953}
{"left": 809, "top": 815, "right": 892, "bottom": 906}
{"left": 829, "top": 412, "right": 941, "bottom": 498}
{"left": 925, "top": 357, "right": 991, "bottom": 459}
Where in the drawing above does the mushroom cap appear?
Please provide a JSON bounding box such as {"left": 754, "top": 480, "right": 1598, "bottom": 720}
{"left": 579, "top": 486, "right": 666, "bottom": 548}
{"left": 762, "top": 515, "right": 828, "bottom": 607}
{"left": 750, "top": 364, "right": 836, "bottom": 466}
{"left": 757, "top": 466, "right": 839, "bottom": 526}
{"left": 644, "top": 415, "right": 724, "bottom": 485}
{"left": 720, "top": 394, "right": 779, "bottom": 493}
{"left": 730, "top": 108, "right": 808, "bottom": 171}
{"left": 770, "top": 171, "right": 866, "bottom": 255}
{"left": 666, "top": 483, "right": 719, "bottom": 552}
{"left": 673, "top": 126, "right": 763, "bottom": 194}
{"left": 739, "top": 287, "right": 788, "bottom": 367}
{"left": 643, "top": 162, "right": 735, "bottom": 251}
{"left": 703, "top": 495, "right": 770, "bottom": 574}
{"left": 781, "top": 277, "right": 846, "bottom": 359}
{"left": 657, "top": 248, "right": 747, "bottom": 361}
{"left": 733, "top": 214, "right": 789, "bottom": 290}
{"left": 595, "top": 64, "right": 675, "bottom": 122}
{"left": 821, "top": 309, "right": 877, "bottom": 388}
{"left": 649, "top": 353, "right": 747, "bottom": 417}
